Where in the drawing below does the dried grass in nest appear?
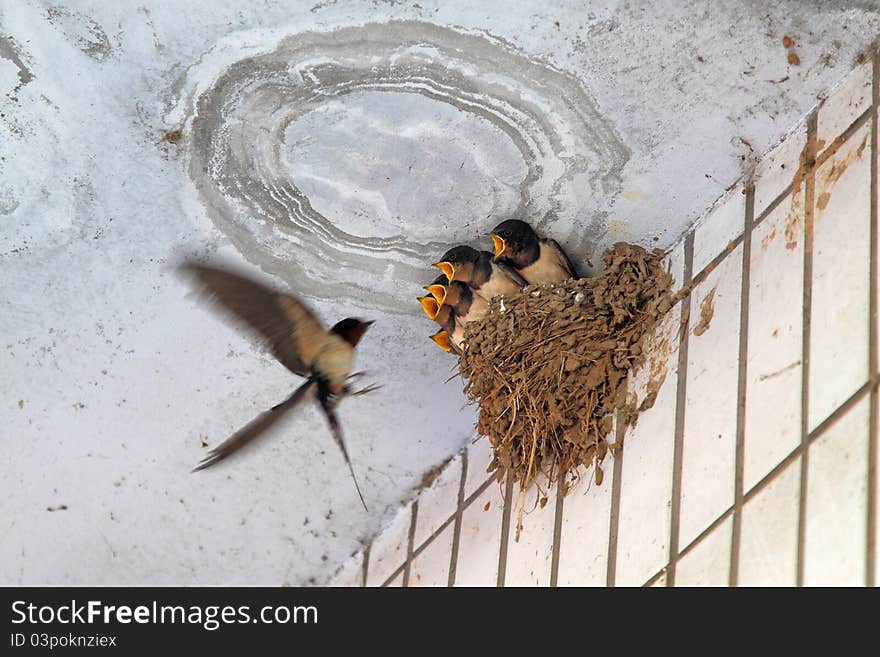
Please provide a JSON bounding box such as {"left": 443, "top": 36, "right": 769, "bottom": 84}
{"left": 458, "top": 242, "right": 674, "bottom": 501}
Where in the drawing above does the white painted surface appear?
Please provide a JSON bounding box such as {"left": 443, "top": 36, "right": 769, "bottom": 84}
{"left": 3, "top": 1, "right": 880, "bottom": 585}
{"left": 809, "top": 122, "right": 872, "bottom": 430}
{"left": 745, "top": 199, "right": 804, "bottom": 491}
{"left": 680, "top": 244, "right": 742, "bottom": 548}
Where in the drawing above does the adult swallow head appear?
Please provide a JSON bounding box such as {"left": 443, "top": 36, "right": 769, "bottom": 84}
{"left": 433, "top": 245, "right": 526, "bottom": 300}
{"left": 179, "top": 263, "right": 375, "bottom": 510}
{"left": 330, "top": 318, "right": 374, "bottom": 346}
{"left": 491, "top": 219, "right": 579, "bottom": 284}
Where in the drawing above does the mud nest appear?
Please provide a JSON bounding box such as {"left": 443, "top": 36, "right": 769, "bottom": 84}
{"left": 459, "top": 243, "right": 674, "bottom": 493}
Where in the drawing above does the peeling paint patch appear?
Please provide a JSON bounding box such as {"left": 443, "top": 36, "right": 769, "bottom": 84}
{"left": 45, "top": 6, "right": 113, "bottom": 61}
{"left": 0, "top": 36, "right": 34, "bottom": 95}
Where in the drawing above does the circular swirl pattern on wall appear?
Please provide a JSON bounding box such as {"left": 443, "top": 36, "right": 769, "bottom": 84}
{"left": 178, "top": 21, "right": 629, "bottom": 312}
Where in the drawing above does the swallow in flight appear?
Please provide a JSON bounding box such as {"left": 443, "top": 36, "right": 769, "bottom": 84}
{"left": 179, "top": 263, "right": 376, "bottom": 510}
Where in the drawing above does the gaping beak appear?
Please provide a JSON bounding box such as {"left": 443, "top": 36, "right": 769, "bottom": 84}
{"left": 418, "top": 296, "right": 440, "bottom": 320}
{"left": 429, "top": 330, "right": 452, "bottom": 352}
{"left": 491, "top": 235, "right": 506, "bottom": 259}
{"left": 425, "top": 284, "right": 447, "bottom": 305}
{"left": 433, "top": 261, "right": 455, "bottom": 281}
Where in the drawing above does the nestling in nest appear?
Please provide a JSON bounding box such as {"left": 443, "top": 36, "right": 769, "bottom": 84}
{"left": 458, "top": 243, "right": 674, "bottom": 494}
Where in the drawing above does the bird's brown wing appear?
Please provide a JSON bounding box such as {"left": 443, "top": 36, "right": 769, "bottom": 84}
{"left": 544, "top": 239, "right": 580, "bottom": 280}
{"left": 180, "top": 264, "right": 327, "bottom": 376}
{"left": 192, "top": 380, "right": 315, "bottom": 472}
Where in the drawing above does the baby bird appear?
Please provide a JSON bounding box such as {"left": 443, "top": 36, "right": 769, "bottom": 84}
{"left": 491, "top": 219, "right": 578, "bottom": 284}
{"left": 429, "top": 329, "right": 460, "bottom": 355}
{"left": 432, "top": 303, "right": 464, "bottom": 349}
{"left": 433, "top": 245, "right": 525, "bottom": 300}
{"left": 426, "top": 280, "right": 489, "bottom": 325}
{"left": 418, "top": 294, "right": 441, "bottom": 320}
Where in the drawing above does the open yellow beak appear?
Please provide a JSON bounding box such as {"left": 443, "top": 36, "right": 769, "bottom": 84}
{"left": 425, "top": 284, "right": 447, "bottom": 305}
{"left": 429, "top": 330, "right": 452, "bottom": 352}
{"left": 433, "top": 261, "right": 455, "bottom": 281}
{"left": 418, "top": 296, "right": 440, "bottom": 320}
{"left": 491, "top": 235, "right": 506, "bottom": 259}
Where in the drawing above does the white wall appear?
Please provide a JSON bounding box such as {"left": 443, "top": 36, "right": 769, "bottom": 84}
{"left": 3, "top": 1, "right": 879, "bottom": 587}
{"left": 334, "top": 59, "right": 879, "bottom": 587}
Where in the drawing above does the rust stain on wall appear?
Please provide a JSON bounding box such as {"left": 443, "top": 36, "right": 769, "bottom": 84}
{"left": 780, "top": 130, "right": 823, "bottom": 251}
{"left": 692, "top": 285, "right": 717, "bottom": 336}
{"left": 761, "top": 223, "right": 778, "bottom": 249}
{"left": 814, "top": 132, "right": 868, "bottom": 219}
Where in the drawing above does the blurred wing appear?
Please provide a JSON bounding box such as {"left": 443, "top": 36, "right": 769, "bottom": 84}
{"left": 192, "top": 380, "right": 314, "bottom": 472}
{"left": 317, "top": 388, "right": 368, "bottom": 511}
{"left": 545, "top": 239, "right": 579, "bottom": 280}
{"left": 180, "top": 264, "right": 326, "bottom": 376}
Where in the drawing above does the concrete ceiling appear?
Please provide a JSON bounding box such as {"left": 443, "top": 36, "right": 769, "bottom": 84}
{"left": 1, "top": 0, "right": 878, "bottom": 585}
